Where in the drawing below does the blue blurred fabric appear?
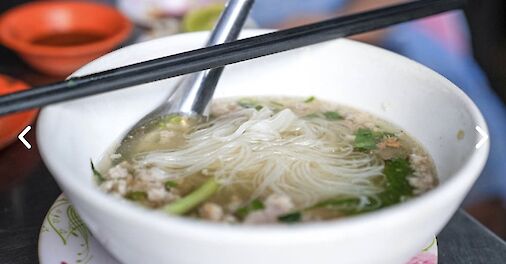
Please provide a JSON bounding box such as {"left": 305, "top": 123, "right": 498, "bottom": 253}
{"left": 252, "top": 1, "right": 506, "bottom": 202}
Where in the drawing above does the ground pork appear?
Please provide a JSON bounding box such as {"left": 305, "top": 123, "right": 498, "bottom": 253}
{"left": 409, "top": 153, "right": 436, "bottom": 194}
{"left": 107, "top": 161, "right": 131, "bottom": 179}
{"left": 199, "top": 202, "right": 224, "bottom": 221}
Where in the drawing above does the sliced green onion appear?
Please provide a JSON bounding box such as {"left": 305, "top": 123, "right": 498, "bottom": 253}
{"left": 163, "top": 178, "right": 219, "bottom": 215}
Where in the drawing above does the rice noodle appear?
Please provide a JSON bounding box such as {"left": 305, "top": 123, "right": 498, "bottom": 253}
{"left": 135, "top": 107, "right": 385, "bottom": 206}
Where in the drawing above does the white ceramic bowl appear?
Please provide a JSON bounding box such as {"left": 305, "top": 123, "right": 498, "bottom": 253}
{"left": 37, "top": 30, "right": 489, "bottom": 264}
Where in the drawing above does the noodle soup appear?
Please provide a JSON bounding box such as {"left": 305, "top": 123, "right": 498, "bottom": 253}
{"left": 94, "top": 96, "right": 437, "bottom": 224}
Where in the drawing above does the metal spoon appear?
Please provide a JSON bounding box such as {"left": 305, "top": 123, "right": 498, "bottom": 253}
{"left": 117, "top": 0, "right": 254, "bottom": 156}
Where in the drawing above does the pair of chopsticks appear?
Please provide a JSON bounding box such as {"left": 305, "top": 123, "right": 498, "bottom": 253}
{"left": 0, "top": 0, "right": 465, "bottom": 116}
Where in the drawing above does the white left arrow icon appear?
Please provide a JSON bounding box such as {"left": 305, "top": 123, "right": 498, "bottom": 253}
{"left": 18, "top": 126, "right": 31, "bottom": 149}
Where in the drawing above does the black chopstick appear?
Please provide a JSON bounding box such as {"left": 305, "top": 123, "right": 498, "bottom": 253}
{"left": 0, "top": 0, "right": 464, "bottom": 116}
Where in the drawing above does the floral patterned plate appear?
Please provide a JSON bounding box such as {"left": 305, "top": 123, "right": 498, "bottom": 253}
{"left": 39, "top": 195, "right": 438, "bottom": 264}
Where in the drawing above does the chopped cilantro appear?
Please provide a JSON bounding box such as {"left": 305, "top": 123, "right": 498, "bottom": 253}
{"left": 378, "top": 158, "right": 414, "bottom": 206}
{"left": 164, "top": 180, "right": 178, "bottom": 191}
{"left": 235, "top": 209, "right": 248, "bottom": 219}
{"left": 307, "top": 159, "right": 413, "bottom": 216}
{"left": 304, "top": 113, "right": 320, "bottom": 118}
{"left": 278, "top": 212, "right": 301, "bottom": 223}
{"left": 168, "top": 115, "right": 182, "bottom": 124}
{"left": 125, "top": 191, "right": 147, "bottom": 201}
{"left": 250, "top": 199, "right": 265, "bottom": 210}
{"left": 238, "top": 98, "right": 264, "bottom": 111}
{"left": 238, "top": 98, "right": 258, "bottom": 108}
{"left": 269, "top": 101, "right": 284, "bottom": 108}
{"left": 304, "top": 96, "right": 316, "bottom": 103}
{"left": 354, "top": 128, "right": 379, "bottom": 150}
{"left": 323, "top": 111, "right": 343, "bottom": 120}
{"left": 354, "top": 128, "right": 392, "bottom": 150}
{"left": 313, "top": 159, "right": 413, "bottom": 212}
{"left": 159, "top": 114, "right": 183, "bottom": 128}
{"left": 236, "top": 199, "right": 265, "bottom": 219}
{"left": 312, "top": 197, "right": 379, "bottom": 215}
{"left": 314, "top": 197, "right": 360, "bottom": 209}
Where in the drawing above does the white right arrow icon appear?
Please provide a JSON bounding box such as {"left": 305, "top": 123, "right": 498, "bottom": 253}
{"left": 475, "top": 126, "right": 489, "bottom": 149}
{"left": 18, "top": 125, "right": 32, "bottom": 149}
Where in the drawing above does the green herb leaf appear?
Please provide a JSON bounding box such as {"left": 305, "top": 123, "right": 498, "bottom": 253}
{"left": 304, "top": 113, "right": 320, "bottom": 118}
{"left": 278, "top": 212, "right": 301, "bottom": 223}
{"left": 238, "top": 98, "right": 258, "bottom": 108}
{"left": 236, "top": 199, "right": 265, "bottom": 219}
{"left": 354, "top": 128, "right": 386, "bottom": 150}
{"left": 235, "top": 208, "right": 248, "bottom": 219}
{"left": 125, "top": 191, "right": 147, "bottom": 201}
{"left": 354, "top": 128, "right": 378, "bottom": 150}
{"left": 169, "top": 115, "right": 182, "bottom": 124}
{"left": 250, "top": 199, "right": 265, "bottom": 210}
{"left": 312, "top": 196, "right": 380, "bottom": 215}
{"left": 159, "top": 114, "right": 183, "bottom": 128}
{"left": 164, "top": 180, "right": 178, "bottom": 191}
{"left": 323, "top": 111, "right": 343, "bottom": 120}
{"left": 311, "top": 159, "right": 414, "bottom": 214}
{"left": 90, "top": 160, "right": 105, "bottom": 183}
{"left": 238, "top": 98, "right": 264, "bottom": 111}
{"left": 314, "top": 197, "right": 360, "bottom": 209}
{"left": 379, "top": 158, "right": 414, "bottom": 206}
{"left": 304, "top": 96, "right": 316, "bottom": 103}
{"left": 269, "top": 101, "right": 284, "bottom": 108}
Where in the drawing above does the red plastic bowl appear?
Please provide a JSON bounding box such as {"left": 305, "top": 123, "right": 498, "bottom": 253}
{"left": 0, "top": 1, "right": 132, "bottom": 76}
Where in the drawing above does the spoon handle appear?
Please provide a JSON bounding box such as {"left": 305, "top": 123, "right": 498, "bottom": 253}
{"left": 169, "top": 0, "right": 255, "bottom": 116}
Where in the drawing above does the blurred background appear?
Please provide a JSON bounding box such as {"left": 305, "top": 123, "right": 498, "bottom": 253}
{"left": 0, "top": 0, "right": 504, "bottom": 240}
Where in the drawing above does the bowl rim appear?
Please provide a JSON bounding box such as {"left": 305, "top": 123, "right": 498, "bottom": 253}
{"left": 0, "top": 1, "right": 132, "bottom": 56}
{"left": 37, "top": 30, "right": 490, "bottom": 242}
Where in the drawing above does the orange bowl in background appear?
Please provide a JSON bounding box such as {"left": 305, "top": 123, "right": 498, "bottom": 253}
{"left": 0, "top": 1, "right": 132, "bottom": 76}
{"left": 0, "top": 75, "right": 37, "bottom": 150}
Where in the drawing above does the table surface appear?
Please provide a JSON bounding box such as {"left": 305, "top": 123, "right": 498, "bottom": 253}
{"left": 0, "top": 47, "right": 505, "bottom": 264}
